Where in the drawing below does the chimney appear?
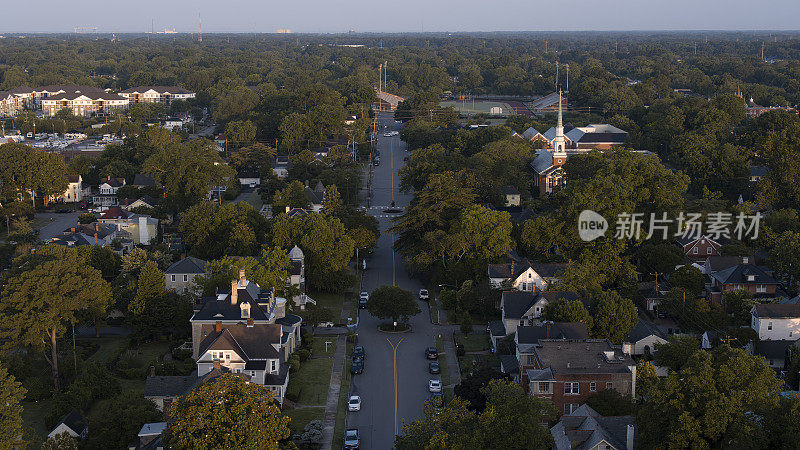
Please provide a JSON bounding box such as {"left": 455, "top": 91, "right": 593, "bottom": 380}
{"left": 230, "top": 280, "right": 238, "bottom": 305}
{"left": 215, "top": 321, "right": 222, "bottom": 332}
{"left": 239, "top": 269, "right": 247, "bottom": 287}
{"left": 285, "top": 205, "right": 290, "bottom": 213}
{"left": 149, "top": 365, "right": 156, "bottom": 377}
{"left": 545, "top": 324, "right": 551, "bottom": 339}
{"left": 510, "top": 260, "right": 516, "bottom": 276}
{"left": 181, "top": 253, "right": 186, "bottom": 260}
{"left": 212, "top": 360, "right": 221, "bottom": 370}
{"left": 70, "top": 227, "right": 75, "bottom": 233}
{"left": 742, "top": 256, "right": 749, "bottom": 264}
{"left": 247, "top": 317, "right": 254, "bottom": 327}
{"left": 626, "top": 424, "right": 635, "bottom": 450}
{"left": 94, "top": 233, "right": 98, "bottom": 245}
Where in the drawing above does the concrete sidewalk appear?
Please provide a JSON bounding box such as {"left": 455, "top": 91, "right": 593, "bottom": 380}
{"left": 320, "top": 334, "right": 346, "bottom": 449}
{"left": 441, "top": 329, "right": 461, "bottom": 387}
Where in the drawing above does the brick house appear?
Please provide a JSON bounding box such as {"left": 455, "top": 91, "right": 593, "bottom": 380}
{"left": 524, "top": 339, "right": 636, "bottom": 416}
{"left": 708, "top": 263, "right": 780, "bottom": 304}
{"left": 677, "top": 234, "right": 723, "bottom": 263}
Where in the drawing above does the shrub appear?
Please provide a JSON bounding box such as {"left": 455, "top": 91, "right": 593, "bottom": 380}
{"left": 297, "top": 349, "right": 311, "bottom": 362}
{"left": 288, "top": 354, "right": 300, "bottom": 373}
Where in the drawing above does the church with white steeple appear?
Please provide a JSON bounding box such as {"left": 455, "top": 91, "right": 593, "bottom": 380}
{"left": 531, "top": 91, "right": 569, "bottom": 195}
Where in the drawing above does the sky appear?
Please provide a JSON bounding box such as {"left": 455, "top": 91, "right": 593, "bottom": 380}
{"left": 1, "top": 0, "right": 799, "bottom": 34}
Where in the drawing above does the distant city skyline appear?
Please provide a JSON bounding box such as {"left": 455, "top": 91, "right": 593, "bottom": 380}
{"left": 1, "top": 0, "right": 799, "bottom": 34}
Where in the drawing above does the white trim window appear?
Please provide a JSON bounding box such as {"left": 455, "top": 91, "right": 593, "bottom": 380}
{"left": 564, "top": 382, "right": 579, "bottom": 395}
{"left": 590, "top": 382, "right": 596, "bottom": 392}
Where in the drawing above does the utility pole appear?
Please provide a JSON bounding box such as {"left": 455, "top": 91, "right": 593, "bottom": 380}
{"left": 566, "top": 64, "right": 569, "bottom": 93}
{"left": 384, "top": 61, "right": 388, "bottom": 92}
{"left": 761, "top": 42, "right": 765, "bottom": 61}
{"left": 198, "top": 13, "right": 203, "bottom": 42}
{"left": 378, "top": 63, "right": 382, "bottom": 112}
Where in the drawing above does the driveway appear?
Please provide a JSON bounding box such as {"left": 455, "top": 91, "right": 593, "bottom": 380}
{"left": 35, "top": 211, "right": 82, "bottom": 241}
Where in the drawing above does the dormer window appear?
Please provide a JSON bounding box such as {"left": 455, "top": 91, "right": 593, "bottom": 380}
{"left": 240, "top": 302, "right": 251, "bottom": 319}
{"left": 747, "top": 275, "right": 755, "bottom": 282}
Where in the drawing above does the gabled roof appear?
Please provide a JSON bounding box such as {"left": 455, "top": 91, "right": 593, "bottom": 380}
{"left": 198, "top": 323, "right": 282, "bottom": 360}
{"left": 488, "top": 320, "right": 506, "bottom": 337}
{"left": 531, "top": 149, "right": 556, "bottom": 174}
{"left": 712, "top": 264, "right": 777, "bottom": 285}
{"left": 165, "top": 256, "right": 207, "bottom": 275}
{"left": 55, "top": 410, "right": 87, "bottom": 436}
{"left": 756, "top": 339, "right": 798, "bottom": 360}
{"left": 144, "top": 375, "right": 197, "bottom": 397}
{"left": 531, "top": 263, "right": 567, "bottom": 278}
{"left": 305, "top": 186, "right": 323, "bottom": 205}
{"left": 192, "top": 284, "right": 270, "bottom": 322}
{"left": 626, "top": 318, "right": 666, "bottom": 343}
{"left": 551, "top": 404, "right": 635, "bottom": 450}
{"left": 750, "top": 166, "right": 768, "bottom": 177}
{"left": 753, "top": 303, "right": 800, "bottom": 319}
{"left": 99, "top": 206, "right": 131, "bottom": 220}
{"left": 132, "top": 174, "right": 156, "bottom": 186}
{"left": 499, "top": 354, "right": 519, "bottom": 375}
{"left": 120, "top": 86, "right": 193, "bottom": 94}
{"left": 501, "top": 185, "right": 520, "bottom": 195}
{"left": 501, "top": 291, "right": 538, "bottom": 319}
{"left": 705, "top": 255, "right": 749, "bottom": 273}
{"left": 517, "top": 322, "right": 589, "bottom": 345}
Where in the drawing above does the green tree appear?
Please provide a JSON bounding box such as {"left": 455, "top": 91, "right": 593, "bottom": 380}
{"left": 768, "top": 230, "right": 800, "bottom": 293}
{"left": 0, "top": 247, "right": 112, "bottom": 390}
{"left": 653, "top": 335, "right": 701, "bottom": 373}
{"left": 129, "top": 260, "right": 165, "bottom": 316}
{"left": 543, "top": 299, "right": 593, "bottom": 330}
{"left": 83, "top": 391, "right": 161, "bottom": 449}
{"left": 590, "top": 291, "right": 638, "bottom": 344}
{"left": 453, "top": 367, "right": 511, "bottom": 411}
{"left": 724, "top": 289, "right": 755, "bottom": 326}
{"left": 637, "top": 345, "right": 783, "bottom": 449}
{"left": 669, "top": 265, "right": 705, "bottom": 297}
{"left": 446, "top": 205, "right": 513, "bottom": 276}
{"left": 41, "top": 433, "right": 78, "bottom": 450}
{"left": 0, "top": 365, "right": 26, "bottom": 449}
{"left": 303, "top": 304, "right": 335, "bottom": 333}
{"left": 165, "top": 374, "right": 290, "bottom": 450}
{"left": 225, "top": 120, "right": 257, "bottom": 147}
{"left": 365, "top": 285, "right": 421, "bottom": 325}
{"left": 585, "top": 388, "right": 636, "bottom": 416}
{"left": 272, "top": 180, "right": 310, "bottom": 212}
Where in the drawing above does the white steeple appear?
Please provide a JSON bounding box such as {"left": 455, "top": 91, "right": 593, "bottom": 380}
{"left": 553, "top": 90, "right": 566, "bottom": 164}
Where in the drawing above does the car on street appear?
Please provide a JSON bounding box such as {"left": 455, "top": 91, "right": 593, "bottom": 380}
{"left": 359, "top": 291, "right": 368, "bottom": 309}
{"left": 351, "top": 356, "right": 364, "bottom": 374}
{"left": 419, "top": 289, "right": 429, "bottom": 301}
{"left": 348, "top": 395, "right": 361, "bottom": 412}
{"left": 344, "top": 428, "right": 360, "bottom": 449}
{"left": 429, "top": 379, "right": 442, "bottom": 393}
{"left": 353, "top": 345, "right": 365, "bottom": 359}
{"left": 374, "top": 157, "right": 381, "bottom": 166}
{"left": 390, "top": 131, "right": 399, "bottom": 136}
{"left": 383, "top": 132, "right": 392, "bottom": 137}
{"left": 425, "top": 346, "right": 438, "bottom": 359}
{"left": 429, "top": 362, "right": 440, "bottom": 374}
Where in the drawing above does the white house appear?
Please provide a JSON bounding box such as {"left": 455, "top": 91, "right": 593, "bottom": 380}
{"left": 623, "top": 319, "right": 667, "bottom": 356}
{"left": 92, "top": 178, "right": 126, "bottom": 207}
{"left": 751, "top": 303, "right": 800, "bottom": 341}
{"left": 61, "top": 174, "right": 90, "bottom": 203}
{"left": 97, "top": 207, "right": 158, "bottom": 245}
{"left": 499, "top": 291, "right": 583, "bottom": 336}
{"left": 272, "top": 156, "right": 292, "bottom": 179}
{"left": 48, "top": 410, "right": 87, "bottom": 440}
{"left": 501, "top": 185, "right": 521, "bottom": 207}
{"left": 488, "top": 253, "right": 566, "bottom": 292}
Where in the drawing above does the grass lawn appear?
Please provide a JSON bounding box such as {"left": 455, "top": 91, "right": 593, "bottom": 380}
{"left": 21, "top": 399, "right": 53, "bottom": 446}
{"left": 435, "top": 335, "right": 450, "bottom": 387}
{"left": 284, "top": 407, "right": 325, "bottom": 435}
{"left": 307, "top": 291, "right": 345, "bottom": 320}
{"left": 286, "top": 338, "right": 336, "bottom": 406}
{"left": 85, "top": 336, "right": 129, "bottom": 364}
{"left": 245, "top": 191, "right": 263, "bottom": 210}
{"left": 454, "top": 332, "right": 490, "bottom": 353}
{"left": 458, "top": 353, "right": 501, "bottom": 376}
{"left": 332, "top": 339, "right": 354, "bottom": 450}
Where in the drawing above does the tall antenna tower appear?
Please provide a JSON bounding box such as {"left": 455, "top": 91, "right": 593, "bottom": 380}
{"left": 198, "top": 13, "right": 203, "bottom": 42}
{"left": 761, "top": 42, "right": 765, "bottom": 61}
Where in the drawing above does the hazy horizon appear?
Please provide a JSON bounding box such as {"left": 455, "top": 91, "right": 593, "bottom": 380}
{"left": 1, "top": 0, "right": 799, "bottom": 34}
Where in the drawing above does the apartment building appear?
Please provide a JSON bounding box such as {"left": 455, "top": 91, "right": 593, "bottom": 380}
{"left": 0, "top": 91, "right": 23, "bottom": 117}
{"left": 119, "top": 86, "right": 195, "bottom": 105}
{"left": 40, "top": 86, "right": 129, "bottom": 117}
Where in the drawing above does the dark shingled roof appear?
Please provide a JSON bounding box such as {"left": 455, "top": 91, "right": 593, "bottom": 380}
{"left": 144, "top": 375, "right": 197, "bottom": 397}
{"left": 488, "top": 320, "right": 506, "bottom": 337}
{"left": 57, "top": 410, "right": 87, "bottom": 436}
{"left": 712, "top": 264, "right": 778, "bottom": 285}
{"left": 517, "top": 322, "right": 589, "bottom": 344}
{"left": 198, "top": 323, "right": 282, "bottom": 360}
{"left": 501, "top": 185, "right": 520, "bottom": 195}
{"left": 276, "top": 313, "right": 302, "bottom": 327}
{"left": 499, "top": 354, "right": 519, "bottom": 374}
{"left": 753, "top": 303, "right": 800, "bottom": 319}
{"left": 264, "top": 365, "right": 290, "bottom": 386}
{"left": 165, "top": 256, "right": 207, "bottom": 275}
{"left": 756, "top": 339, "right": 798, "bottom": 361}
{"left": 501, "top": 291, "right": 538, "bottom": 319}
{"left": 530, "top": 263, "right": 567, "bottom": 278}
{"left": 627, "top": 318, "right": 666, "bottom": 342}
{"left": 132, "top": 174, "right": 156, "bottom": 186}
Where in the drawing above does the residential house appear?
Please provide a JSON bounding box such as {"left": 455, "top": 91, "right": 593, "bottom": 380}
{"left": 61, "top": 174, "right": 90, "bottom": 203}
{"left": 623, "top": 318, "right": 667, "bottom": 356}
{"left": 488, "top": 252, "right": 566, "bottom": 292}
{"left": 708, "top": 263, "right": 780, "bottom": 304}
{"left": 272, "top": 156, "right": 292, "bottom": 179}
{"left": 750, "top": 166, "right": 767, "bottom": 183}
{"left": 499, "top": 291, "right": 584, "bottom": 337}
{"left": 48, "top": 410, "right": 87, "bottom": 440}
{"left": 501, "top": 185, "right": 521, "bottom": 207}
{"left": 677, "top": 234, "right": 723, "bottom": 262}
{"left": 755, "top": 339, "right": 799, "bottom": 371}
{"left": 0, "top": 90, "right": 23, "bottom": 117}
{"left": 131, "top": 173, "right": 156, "bottom": 188}
{"left": 128, "top": 422, "right": 167, "bottom": 450}
{"left": 238, "top": 169, "right": 261, "bottom": 188}
{"left": 165, "top": 256, "right": 207, "bottom": 295}
{"left": 515, "top": 322, "right": 589, "bottom": 375}
{"left": 40, "top": 86, "right": 129, "bottom": 117}
{"left": 550, "top": 404, "right": 635, "bottom": 450}
{"left": 524, "top": 339, "right": 636, "bottom": 416}
{"left": 119, "top": 86, "right": 195, "bottom": 105}
{"left": 126, "top": 195, "right": 159, "bottom": 210}
{"left": 304, "top": 181, "right": 325, "bottom": 212}
{"left": 702, "top": 255, "right": 749, "bottom": 275}
{"left": 48, "top": 222, "right": 122, "bottom": 248}
{"left": 751, "top": 303, "right": 800, "bottom": 341}
{"left": 92, "top": 177, "right": 126, "bottom": 207}
{"left": 701, "top": 330, "right": 718, "bottom": 349}
{"left": 638, "top": 280, "right": 671, "bottom": 312}
{"left": 98, "top": 207, "right": 158, "bottom": 245}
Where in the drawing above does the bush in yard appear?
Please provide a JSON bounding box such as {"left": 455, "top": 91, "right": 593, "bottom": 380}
{"left": 297, "top": 349, "right": 311, "bottom": 362}
{"left": 301, "top": 420, "right": 324, "bottom": 444}
{"left": 78, "top": 213, "right": 96, "bottom": 224}
{"left": 288, "top": 354, "right": 300, "bottom": 373}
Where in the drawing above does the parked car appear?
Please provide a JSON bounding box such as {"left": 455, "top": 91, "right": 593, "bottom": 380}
{"left": 425, "top": 346, "right": 438, "bottom": 359}
{"left": 348, "top": 395, "right": 361, "bottom": 412}
{"left": 429, "top": 362, "right": 440, "bottom": 374}
{"left": 344, "top": 428, "right": 360, "bottom": 449}
{"left": 383, "top": 132, "right": 392, "bottom": 137}
{"left": 374, "top": 157, "right": 381, "bottom": 166}
{"left": 419, "top": 289, "right": 429, "bottom": 301}
{"left": 353, "top": 345, "right": 365, "bottom": 359}
{"left": 351, "top": 356, "right": 364, "bottom": 374}
{"left": 317, "top": 321, "right": 334, "bottom": 328}
{"left": 359, "top": 292, "right": 369, "bottom": 309}
{"left": 429, "top": 379, "right": 442, "bottom": 393}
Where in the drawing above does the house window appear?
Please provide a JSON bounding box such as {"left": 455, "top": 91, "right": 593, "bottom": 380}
{"left": 538, "top": 382, "right": 551, "bottom": 394}
{"left": 271, "top": 360, "right": 276, "bottom": 372}
{"left": 606, "top": 382, "right": 613, "bottom": 389}
{"left": 707, "top": 247, "right": 713, "bottom": 254}
{"left": 756, "top": 285, "right": 767, "bottom": 293}
{"left": 693, "top": 247, "right": 698, "bottom": 254}
{"left": 250, "top": 371, "right": 255, "bottom": 377}
{"left": 519, "top": 320, "right": 525, "bottom": 326}
{"left": 171, "top": 275, "right": 176, "bottom": 282}
{"left": 184, "top": 275, "right": 188, "bottom": 282}
{"left": 564, "top": 403, "right": 579, "bottom": 415}
{"left": 526, "top": 356, "right": 535, "bottom": 365}
{"left": 768, "top": 322, "right": 773, "bottom": 331}
{"left": 590, "top": 382, "right": 596, "bottom": 392}
{"left": 564, "top": 382, "right": 579, "bottom": 395}
{"left": 225, "top": 353, "right": 230, "bottom": 360}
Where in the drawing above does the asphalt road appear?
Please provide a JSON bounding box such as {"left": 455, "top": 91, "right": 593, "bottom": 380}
{"left": 346, "top": 114, "right": 441, "bottom": 449}
{"left": 36, "top": 211, "right": 82, "bottom": 241}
